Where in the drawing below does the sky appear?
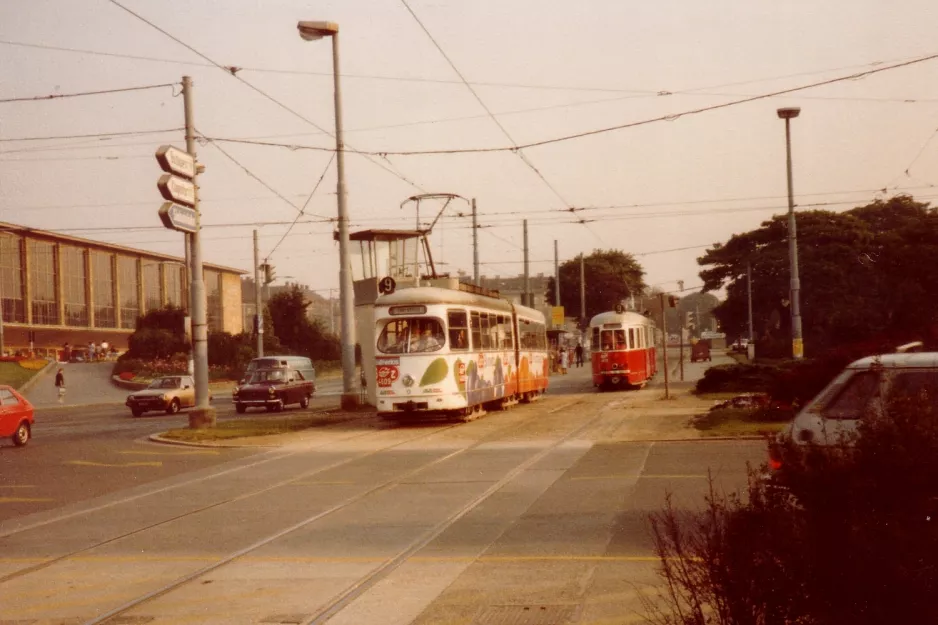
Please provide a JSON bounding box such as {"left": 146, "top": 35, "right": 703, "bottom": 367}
{"left": 2, "top": 0, "right": 938, "bottom": 301}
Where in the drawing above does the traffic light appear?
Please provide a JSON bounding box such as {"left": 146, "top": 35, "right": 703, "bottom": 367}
{"left": 686, "top": 311, "right": 697, "bottom": 330}
{"left": 263, "top": 263, "right": 276, "bottom": 285}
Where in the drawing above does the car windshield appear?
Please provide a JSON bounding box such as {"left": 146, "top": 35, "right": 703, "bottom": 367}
{"left": 148, "top": 378, "right": 180, "bottom": 389}
{"left": 248, "top": 369, "right": 286, "bottom": 383}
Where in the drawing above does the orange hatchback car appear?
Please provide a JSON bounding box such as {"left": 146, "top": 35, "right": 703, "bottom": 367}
{"left": 0, "top": 385, "right": 34, "bottom": 446}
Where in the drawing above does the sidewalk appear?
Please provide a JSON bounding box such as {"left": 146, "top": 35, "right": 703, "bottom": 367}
{"left": 24, "top": 361, "right": 128, "bottom": 408}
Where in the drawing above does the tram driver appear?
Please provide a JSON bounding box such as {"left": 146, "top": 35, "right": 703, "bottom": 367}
{"left": 410, "top": 321, "right": 444, "bottom": 353}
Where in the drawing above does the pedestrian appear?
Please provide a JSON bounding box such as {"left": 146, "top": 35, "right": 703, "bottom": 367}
{"left": 101, "top": 340, "right": 109, "bottom": 359}
{"left": 88, "top": 341, "right": 96, "bottom": 362}
{"left": 63, "top": 342, "right": 71, "bottom": 363}
{"left": 54, "top": 367, "right": 66, "bottom": 403}
{"left": 574, "top": 342, "right": 584, "bottom": 368}
{"left": 559, "top": 348, "right": 569, "bottom": 375}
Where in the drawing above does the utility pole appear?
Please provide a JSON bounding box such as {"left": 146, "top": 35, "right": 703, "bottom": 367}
{"left": 553, "top": 240, "right": 560, "bottom": 307}
{"left": 778, "top": 107, "right": 804, "bottom": 360}
{"left": 472, "top": 198, "right": 479, "bottom": 286}
{"left": 660, "top": 292, "right": 670, "bottom": 400}
{"left": 747, "top": 260, "right": 754, "bottom": 348}
{"left": 677, "top": 280, "right": 684, "bottom": 382}
{"left": 579, "top": 254, "right": 586, "bottom": 325}
{"left": 523, "top": 219, "right": 530, "bottom": 307}
{"left": 182, "top": 76, "right": 212, "bottom": 425}
{"left": 253, "top": 230, "right": 263, "bottom": 357}
{"left": 330, "top": 288, "right": 336, "bottom": 335}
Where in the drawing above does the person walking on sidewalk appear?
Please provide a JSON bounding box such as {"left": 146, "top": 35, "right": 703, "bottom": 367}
{"left": 559, "top": 348, "right": 569, "bottom": 375}
{"left": 54, "top": 368, "right": 66, "bottom": 403}
{"left": 574, "top": 342, "right": 584, "bottom": 368}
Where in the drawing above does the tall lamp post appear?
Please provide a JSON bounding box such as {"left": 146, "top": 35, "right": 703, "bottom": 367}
{"left": 297, "top": 20, "right": 359, "bottom": 408}
{"left": 777, "top": 106, "right": 804, "bottom": 360}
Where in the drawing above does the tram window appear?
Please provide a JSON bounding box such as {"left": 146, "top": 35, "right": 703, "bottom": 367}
{"left": 628, "top": 328, "right": 635, "bottom": 350}
{"left": 592, "top": 327, "right": 600, "bottom": 349}
{"left": 448, "top": 310, "right": 469, "bottom": 350}
{"left": 470, "top": 311, "right": 482, "bottom": 350}
{"left": 480, "top": 314, "right": 492, "bottom": 349}
{"left": 614, "top": 330, "right": 627, "bottom": 350}
{"left": 502, "top": 317, "right": 514, "bottom": 349}
{"left": 377, "top": 319, "right": 410, "bottom": 354}
{"left": 408, "top": 318, "right": 445, "bottom": 353}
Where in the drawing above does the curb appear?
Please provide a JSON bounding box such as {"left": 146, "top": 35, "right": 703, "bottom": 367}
{"left": 147, "top": 433, "right": 276, "bottom": 449}
{"left": 18, "top": 359, "right": 57, "bottom": 394}
{"left": 111, "top": 375, "right": 148, "bottom": 390}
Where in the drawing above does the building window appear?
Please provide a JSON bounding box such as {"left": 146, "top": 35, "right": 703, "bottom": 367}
{"left": 205, "top": 269, "right": 221, "bottom": 332}
{"left": 29, "top": 240, "right": 57, "bottom": 325}
{"left": 118, "top": 256, "right": 139, "bottom": 329}
{"left": 93, "top": 251, "right": 116, "bottom": 328}
{"left": 0, "top": 234, "right": 25, "bottom": 323}
{"left": 61, "top": 245, "right": 88, "bottom": 327}
{"left": 143, "top": 262, "right": 161, "bottom": 314}
{"left": 164, "top": 263, "right": 185, "bottom": 310}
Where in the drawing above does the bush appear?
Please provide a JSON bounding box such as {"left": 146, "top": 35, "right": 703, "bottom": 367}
{"left": 695, "top": 363, "right": 780, "bottom": 394}
{"left": 646, "top": 395, "right": 938, "bottom": 625}
{"left": 128, "top": 327, "right": 187, "bottom": 360}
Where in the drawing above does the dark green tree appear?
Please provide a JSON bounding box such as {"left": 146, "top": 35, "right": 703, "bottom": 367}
{"left": 126, "top": 305, "right": 189, "bottom": 359}
{"left": 545, "top": 249, "right": 647, "bottom": 324}
{"left": 698, "top": 195, "right": 938, "bottom": 352}
{"left": 266, "top": 287, "right": 340, "bottom": 361}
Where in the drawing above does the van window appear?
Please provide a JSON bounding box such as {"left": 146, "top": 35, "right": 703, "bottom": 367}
{"left": 887, "top": 371, "right": 938, "bottom": 405}
{"left": 822, "top": 371, "right": 881, "bottom": 420}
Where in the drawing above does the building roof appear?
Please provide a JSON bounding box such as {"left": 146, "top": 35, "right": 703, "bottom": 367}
{"left": 0, "top": 221, "right": 246, "bottom": 275}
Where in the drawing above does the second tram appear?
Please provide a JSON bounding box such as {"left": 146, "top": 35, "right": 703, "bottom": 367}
{"left": 589, "top": 310, "right": 657, "bottom": 390}
{"left": 373, "top": 286, "right": 549, "bottom": 419}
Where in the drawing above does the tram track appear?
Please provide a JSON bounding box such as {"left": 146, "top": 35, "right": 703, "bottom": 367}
{"left": 64, "top": 396, "right": 614, "bottom": 625}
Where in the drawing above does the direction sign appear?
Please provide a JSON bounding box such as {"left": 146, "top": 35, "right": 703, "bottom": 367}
{"left": 157, "top": 174, "right": 196, "bottom": 207}
{"left": 158, "top": 202, "right": 198, "bottom": 233}
{"left": 156, "top": 145, "right": 196, "bottom": 179}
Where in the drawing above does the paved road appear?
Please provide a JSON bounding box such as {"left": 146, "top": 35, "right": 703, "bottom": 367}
{"left": 0, "top": 349, "right": 764, "bottom": 624}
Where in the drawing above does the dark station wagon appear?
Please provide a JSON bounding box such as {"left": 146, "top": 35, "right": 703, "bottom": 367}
{"left": 232, "top": 367, "right": 315, "bottom": 413}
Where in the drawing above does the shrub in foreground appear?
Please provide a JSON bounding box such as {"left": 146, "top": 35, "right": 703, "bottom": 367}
{"left": 645, "top": 395, "right": 938, "bottom": 625}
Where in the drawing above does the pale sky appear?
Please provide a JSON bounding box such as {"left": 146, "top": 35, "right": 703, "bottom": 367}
{"left": 2, "top": 0, "right": 938, "bottom": 300}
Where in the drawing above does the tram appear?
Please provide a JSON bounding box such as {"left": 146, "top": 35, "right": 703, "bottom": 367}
{"left": 588, "top": 309, "right": 657, "bottom": 390}
{"left": 372, "top": 286, "right": 549, "bottom": 419}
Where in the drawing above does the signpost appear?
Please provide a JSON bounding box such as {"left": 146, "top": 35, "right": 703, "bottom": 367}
{"left": 157, "top": 173, "right": 196, "bottom": 207}
{"left": 158, "top": 202, "right": 198, "bottom": 233}
{"left": 156, "top": 145, "right": 196, "bottom": 179}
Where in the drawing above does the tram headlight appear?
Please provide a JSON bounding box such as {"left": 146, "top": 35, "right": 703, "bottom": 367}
{"left": 402, "top": 374, "right": 415, "bottom": 388}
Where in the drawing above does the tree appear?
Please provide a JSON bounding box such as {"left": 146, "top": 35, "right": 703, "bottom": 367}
{"left": 697, "top": 196, "right": 938, "bottom": 352}
{"left": 126, "top": 305, "right": 189, "bottom": 359}
{"left": 545, "top": 249, "right": 647, "bottom": 324}
{"left": 266, "top": 287, "right": 340, "bottom": 361}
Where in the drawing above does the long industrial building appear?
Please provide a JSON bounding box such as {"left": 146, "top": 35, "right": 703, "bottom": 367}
{"left": 0, "top": 222, "right": 244, "bottom": 358}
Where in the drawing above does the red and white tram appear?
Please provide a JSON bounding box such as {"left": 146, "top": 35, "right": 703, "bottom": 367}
{"left": 589, "top": 310, "right": 657, "bottom": 390}
{"left": 373, "top": 286, "right": 549, "bottom": 419}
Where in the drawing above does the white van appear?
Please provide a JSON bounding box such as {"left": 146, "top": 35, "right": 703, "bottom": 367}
{"left": 782, "top": 346, "right": 938, "bottom": 448}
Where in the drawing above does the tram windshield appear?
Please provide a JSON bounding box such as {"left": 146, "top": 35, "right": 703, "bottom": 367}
{"left": 377, "top": 317, "right": 446, "bottom": 354}
{"left": 600, "top": 329, "right": 628, "bottom": 351}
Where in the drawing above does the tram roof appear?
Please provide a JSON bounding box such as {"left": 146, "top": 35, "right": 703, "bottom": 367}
{"left": 347, "top": 229, "right": 424, "bottom": 242}
{"left": 589, "top": 310, "right": 655, "bottom": 326}
{"left": 376, "top": 286, "right": 545, "bottom": 321}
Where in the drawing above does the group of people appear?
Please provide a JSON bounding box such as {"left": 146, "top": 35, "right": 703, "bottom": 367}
{"left": 62, "top": 341, "right": 114, "bottom": 363}
{"left": 552, "top": 342, "right": 585, "bottom": 375}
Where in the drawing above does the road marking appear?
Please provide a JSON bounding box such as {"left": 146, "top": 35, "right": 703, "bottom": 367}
{"left": 66, "top": 460, "right": 163, "bottom": 468}
{"left": 0, "top": 497, "right": 54, "bottom": 503}
{"left": 291, "top": 480, "right": 356, "bottom": 485}
{"left": 641, "top": 474, "right": 708, "bottom": 479}
{"left": 119, "top": 450, "right": 220, "bottom": 456}
{"left": 570, "top": 475, "right": 639, "bottom": 481}
{"left": 0, "top": 485, "right": 37, "bottom": 489}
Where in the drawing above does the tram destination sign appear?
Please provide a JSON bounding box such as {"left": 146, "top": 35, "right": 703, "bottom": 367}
{"left": 158, "top": 202, "right": 198, "bottom": 234}
{"left": 155, "top": 145, "right": 196, "bottom": 179}
{"left": 157, "top": 174, "right": 196, "bottom": 207}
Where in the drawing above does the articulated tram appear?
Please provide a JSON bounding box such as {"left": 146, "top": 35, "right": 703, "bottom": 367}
{"left": 589, "top": 309, "right": 657, "bottom": 390}
{"left": 372, "top": 286, "right": 549, "bottom": 419}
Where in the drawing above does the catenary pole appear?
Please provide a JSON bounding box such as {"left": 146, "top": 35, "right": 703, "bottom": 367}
{"left": 254, "top": 230, "right": 264, "bottom": 357}
{"left": 554, "top": 240, "right": 560, "bottom": 308}
{"left": 523, "top": 220, "right": 530, "bottom": 307}
{"left": 660, "top": 292, "right": 670, "bottom": 400}
{"left": 182, "top": 76, "right": 212, "bottom": 423}
{"left": 472, "top": 198, "right": 479, "bottom": 285}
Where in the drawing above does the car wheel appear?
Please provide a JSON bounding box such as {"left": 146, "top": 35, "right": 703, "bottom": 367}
{"left": 12, "top": 421, "right": 30, "bottom": 447}
{"left": 235, "top": 403, "right": 246, "bottom": 414}
{"left": 300, "top": 394, "right": 310, "bottom": 409}
{"left": 166, "top": 398, "right": 181, "bottom": 415}
{"left": 131, "top": 408, "right": 143, "bottom": 417}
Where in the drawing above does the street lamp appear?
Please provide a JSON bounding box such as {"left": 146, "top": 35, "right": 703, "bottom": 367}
{"left": 297, "top": 20, "right": 359, "bottom": 408}
{"left": 777, "top": 106, "right": 803, "bottom": 360}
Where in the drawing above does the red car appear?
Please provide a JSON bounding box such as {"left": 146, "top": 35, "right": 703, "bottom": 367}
{"left": 0, "top": 385, "right": 34, "bottom": 446}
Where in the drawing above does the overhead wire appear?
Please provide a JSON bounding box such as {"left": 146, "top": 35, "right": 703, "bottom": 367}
{"left": 0, "top": 128, "right": 183, "bottom": 143}
{"left": 105, "top": 0, "right": 426, "bottom": 193}
{"left": 265, "top": 152, "right": 336, "bottom": 260}
{"left": 0, "top": 82, "right": 177, "bottom": 104}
